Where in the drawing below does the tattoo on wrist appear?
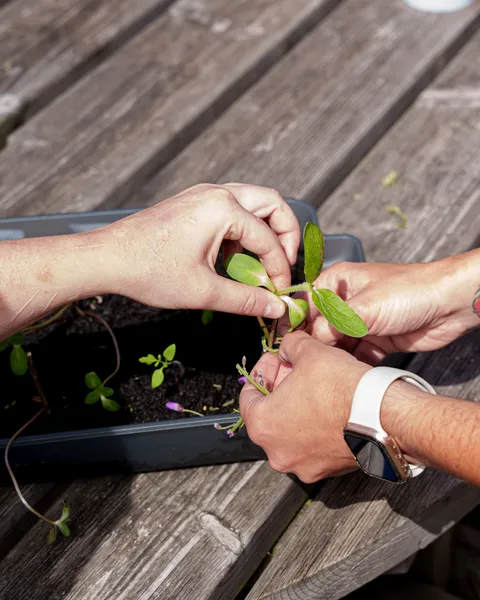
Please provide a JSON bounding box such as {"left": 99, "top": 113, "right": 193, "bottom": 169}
{"left": 473, "top": 287, "right": 480, "bottom": 318}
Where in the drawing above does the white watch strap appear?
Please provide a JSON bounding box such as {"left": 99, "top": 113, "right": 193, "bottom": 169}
{"left": 349, "top": 367, "right": 436, "bottom": 477}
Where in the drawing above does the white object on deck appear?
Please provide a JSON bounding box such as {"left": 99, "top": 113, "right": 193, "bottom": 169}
{"left": 403, "top": 0, "right": 475, "bottom": 12}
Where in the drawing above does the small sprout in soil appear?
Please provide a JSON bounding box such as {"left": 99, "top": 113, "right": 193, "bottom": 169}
{"left": 222, "top": 399, "right": 235, "bottom": 407}
{"left": 165, "top": 401, "right": 204, "bottom": 418}
{"left": 208, "top": 406, "right": 220, "bottom": 412}
{"left": 385, "top": 204, "right": 408, "bottom": 229}
{"left": 84, "top": 371, "right": 120, "bottom": 412}
{"left": 382, "top": 170, "right": 399, "bottom": 187}
{"left": 201, "top": 310, "right": 214, "bottom": 325}
{"left": 0, "top": 333, "right": 28, "bottom": 376}
{"left": 139, "top": 343, "right": 178, "bottom": 389}
{"left": 212, "top": 383, "right": 222, "bottom": 391}
{"left": 76, "top": 306, "right": 122, "bottom": 413}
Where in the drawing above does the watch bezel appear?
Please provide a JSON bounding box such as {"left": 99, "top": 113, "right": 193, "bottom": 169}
{"left": 343, "top": 423, "right": 410, "bottom": 484}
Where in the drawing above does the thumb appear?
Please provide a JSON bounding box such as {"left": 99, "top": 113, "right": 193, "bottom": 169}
{"left": 207, "top": 275, "right": 286, "bottom": 319}
{"left": 279, "top": 330, "right": 318, "bottom": 366}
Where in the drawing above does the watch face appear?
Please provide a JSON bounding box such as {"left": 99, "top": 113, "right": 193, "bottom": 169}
{"left": 344, "top": 432, "right": 402, "bottom": 483}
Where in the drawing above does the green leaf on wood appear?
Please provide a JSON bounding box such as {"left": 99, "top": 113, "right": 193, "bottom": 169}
{"left": 281, "top": 296, "right": 309, "bottom": 332}
{"left": 163, "top": 344, "right": 176, "bottom": 362}
{"left": 226, "top": 254, "right": 276, "bottom": 293}
{"left": 10, "top": 345, "right": 28, "bottom": 376}
{"left": 60, "top": 504, "right": 70, "bottom": 522}
{"left": 151, "top": 368, "right": 165, "bottom": 389}
{"left": 101, "top": 397, "right": 121, "bottom": 412}
{"left": 85, "top": 372, "right": 101, "bottom": 389}
{"left": 312, "top": 289, "right": 368, "bottom": 338}
{"left": 303, "top": 222, "right": 324, "bottom": 283}
{"left": 47, "top": 527, "right": 57, "bottom": 545}
{"left": 57, "top": 522, "right": 70, "bottom": 537}
{"left": 139, "top": 354, "right": 157, "bottom": 365}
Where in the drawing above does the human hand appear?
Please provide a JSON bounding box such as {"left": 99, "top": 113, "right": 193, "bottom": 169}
{"left": 240, "top": 331, "right": 370, "bottom": 483}
{"left": 299, "top": 253, "right": 480, "bottom": 364}
{"left": 103, "top": 183, "right": 301, "bottom": 318}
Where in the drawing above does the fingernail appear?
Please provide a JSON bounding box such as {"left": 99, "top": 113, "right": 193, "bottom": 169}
{"left": 264, "top": 302, "right": 284, "bottom": 319}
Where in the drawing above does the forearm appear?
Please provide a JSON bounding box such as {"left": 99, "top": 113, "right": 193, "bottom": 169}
{"left": 0, "top": 229, "right": 120, "bottom": 338}
{"left": 382, "top": 381, "right": 480, "bottom": 486}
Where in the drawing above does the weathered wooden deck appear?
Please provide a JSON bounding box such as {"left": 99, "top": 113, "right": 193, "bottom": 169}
{"left": 0, "top": 1, "right": 479, "bottom": 598}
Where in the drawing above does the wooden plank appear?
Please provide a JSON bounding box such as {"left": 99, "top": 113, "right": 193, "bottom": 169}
{"left": 0, "top": 464, "right": 307, "bottom": 600}
{"left": 0, "top": 0, "right": 338, "bottom": 217}
{"left": 246, "top": 33, "right": 480, "bottom": 600}
{"left": 127, "top": 0, "right": 480, "bottom": 209}
{"left": 0, "top": 0, "right": 174, "bottom": 120}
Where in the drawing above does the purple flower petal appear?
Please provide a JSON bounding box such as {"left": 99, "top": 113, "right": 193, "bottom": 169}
{"left": 227, "top": 430, "right": 236, "bottom": 438}
{"left": 238, "top": 376, "right": 247, "bottom": 384}
{"left": 166, "top": 401, "right": 184, "bottom": 413}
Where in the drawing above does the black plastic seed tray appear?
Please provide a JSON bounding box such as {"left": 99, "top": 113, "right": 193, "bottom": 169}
{"left": 0, "top": 200, "right": 365, "bottom": 480}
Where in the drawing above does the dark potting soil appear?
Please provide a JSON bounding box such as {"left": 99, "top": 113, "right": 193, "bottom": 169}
{"left": 0, "top": 295, "right": 262, "bottom": 439}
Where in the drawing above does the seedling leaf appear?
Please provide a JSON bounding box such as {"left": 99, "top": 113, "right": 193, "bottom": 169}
{"left": 9, "top": 333, "right": 25, "bottom": 346}
{"left": 85, "top": 390, "right": 101, "bottom": 404}
{"left": 139, "top": 354, "right": 157, "bottom": 365}
{"left": 163, "top": 344, "right": 176, "bottom": 362}
{"left": 101, "top": 387, "right": 114, "bottom": 398}
{"left": 47, "top": 527, "right": 57, "bottom": 545}
{"left": 60, "top": 505, "right": 70, "bottom": 522}
{"left": 281, "top": 296, "right": 309, "bottom": 332}
{"left": 0, "top": 339, "right": 9, "bottom": 352}
{"left": 226, "top": 254, "right": 276, "bottom": 293}
{"left": 85, "top": 372, "right": 101, "bottom": 389}
{"left": 303, "top": 222, "right": 324, "bottom": 283}
{"left": 312, "top": 289, "right": 368, "bottom": 337}
{"left": 57, "top": 522, "right": 70, "bottom": 537}
{"left": 101, "top": 397, "right": 121, "bottom": 412}
{"left": 10, "top": 345, "right": 28, "bottom": 376}
{"left": 152, "top": 368, "right": 165, "bottom": 389}
{"left": 201, "top": 310, "right": 214, "bottom": 325}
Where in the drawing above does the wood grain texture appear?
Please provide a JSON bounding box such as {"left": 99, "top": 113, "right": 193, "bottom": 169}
{"left": 0, "top": 464, "right": 307, "bottom": 600}
{"left": 128, "top": 0, "right": 480, "bottom": 209}
{"left": 246, "top": 33, "right": 480, "bottom": 600}
{"left": 0, "top": 0, "right": 174, "bottom": 117}
{"left": 0, "top": 0, "right": 338, "bottom": 217}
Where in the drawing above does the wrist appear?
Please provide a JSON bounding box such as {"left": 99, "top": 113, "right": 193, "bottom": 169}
{"left": 381, "top": 380, "right": 436, "bottom": 466}
{"left": 435, "top": 250, "right": 480, "bottom": 330}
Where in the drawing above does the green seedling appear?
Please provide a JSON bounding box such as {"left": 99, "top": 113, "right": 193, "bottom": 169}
{"left": 226, "top": 222, "right": 368, "bottom": 339}
{"left": 84, "top": 371, "right": 120, "bottom": 412}
{"left": 0, "top": 333, "right": 28, "bottom": 376}
{"left": 139, "top": 344, "right": 177, "bottom": 389}
{"left": 77, "top": 306, "right": 121, "bottom": 412}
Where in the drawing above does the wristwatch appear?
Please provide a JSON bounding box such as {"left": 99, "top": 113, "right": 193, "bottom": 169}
{"left": 343, "top": 367, "right": 436, "bottom": 484}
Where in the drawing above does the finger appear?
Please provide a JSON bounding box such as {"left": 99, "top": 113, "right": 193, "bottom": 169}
{"left": 206, "top": 272, "right": 286, "bottom": 319}
{"left": 240, "top": 353, "right": 280, "bottom": 424}
{"left": 352, "top": 340, "right": 387, "bottom": 366}
{"left": 279, "top": 330, "right": 319, "bottom": 366}
{"left": 223, "top": 183, "right": 301, "bottom": 266}
{"left": 225, "top": 205, "right": 292, "bottom": 290}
